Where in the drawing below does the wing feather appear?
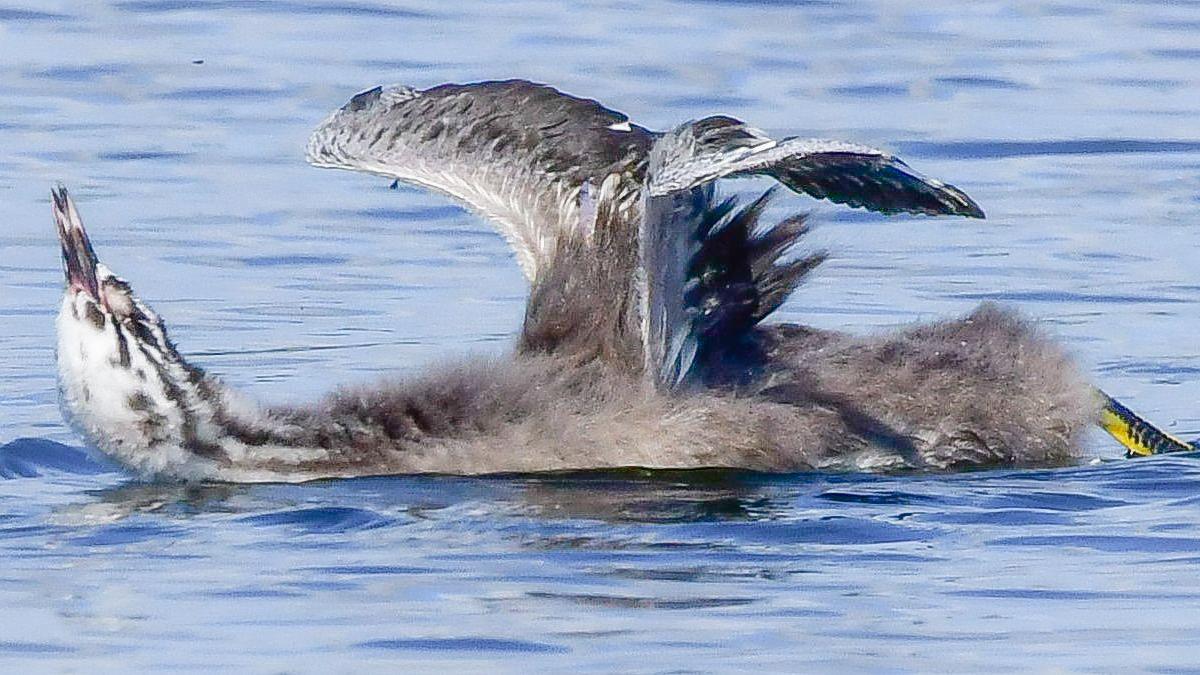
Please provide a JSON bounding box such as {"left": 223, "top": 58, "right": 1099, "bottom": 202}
{"left": 648, "top": 116, "right": 985, "bottom": 218}
{"left": 306, "top": 80, "right": 654, "bottom": 281}
{"left": 640, "top": 184, "right": 820, "bottom": 389}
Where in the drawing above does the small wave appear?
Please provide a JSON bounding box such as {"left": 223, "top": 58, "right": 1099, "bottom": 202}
{"left": 356, "top": 637, "right": 568, "bottom": 654}
{"left": 70, "top": 522, "right": 185, "bottom": 547}
{"left": 0, "top": 641, "right": 78, "bottom": 655}
{"left": 300, "top": 564, "right": 440, "bottom": 576}
{"left": 933, "top": 76, "right": 1030, "bottom": 90}
{"left": 0, "top": 524, "right": 71, "bottom": 541}
{"left": 235, "top": 254, "right": 350, "bottom": 268}
{"left": 896, "top": 138, "right": 1200, "bottom": 160}
{"left": 1096, "top": 360, "right": 1200, "bottom": 377}
{"left": 920, "top": 509, "right": 1074, "bottom": 526}
{"left": 97, "top": 150, "right": 192, "bottom": 162}
{"left": 0, "top": 8, "right": 69, "bottom": 21}
{"left": 202, "top": 587, "right": 305, "bottom": 599}
{"left": 946, "top": 588, "right": 1200, "bottom": 601}
{"left": 0, "top": 438, "right": 119, "bottom": 479}
{"left": 950, "top": 290, "right": 1188, "bottom": 305}
{"left": 153, "top": 86, "right": 291, "bottom": 101}
{"left": 602, "top": 565, "right": 786, "bottom": 583}
{"left": 992, "top": 534, "right": 1200, "bottom": 554}
{"left": 673, "top": 517, "right": 936, "bottom": 546}
{"left": 979, "top": 489, "right": 1128, "bottom": 512}
{"left": 239, "top": 506, "right": 393, "bottom": 533}
{"left": 525, "top": 591, "right": 756, "bottom": 611}
{"left": 830, "top": 83, "right": 909, "bottom": 98}
{"left": 114, "top": 0, "right": 431, "bottom": 18}
{"left": 352, "top": 205, "right": 464, "bottom": 222}
{"left": 818, "top": 489, "right": 941, "bottom": 506}
{"left": 31, "top": 63, "right": 131, "bottom": 82}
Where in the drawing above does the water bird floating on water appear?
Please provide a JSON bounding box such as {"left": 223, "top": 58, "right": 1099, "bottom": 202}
{"left": 54, "top": 80, "right": 1193, "bottom": 482}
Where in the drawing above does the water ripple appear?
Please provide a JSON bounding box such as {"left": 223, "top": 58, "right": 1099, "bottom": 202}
{"left": 0, "top": 8, "right": 69, "bottom": 21}
{"left": 114, "top": 0, "right": 432, "bottom": 17}
{"left": 71, "top": 522, "right": 185, "bottom": 546}
{"left": 4, "top": 1, "right": 1200, "bottom": 671}
{"left": 525, "top": 591, "right": 757, "bottom": 611}
{"left": 0, "top": 438, "right": 118, "bottom": 479}
{"left": 992, "top": 535, "right": 1200, "bottom": 553}
{"left": 238, "top": 506, "right": 394, "bottom": 533}
{"left": 357, "top": 637, "right": 568, "bottom": 654}
{"left": 897, "top": 139, "right": 1200, "bottom": 160}
{"left": 953, "top": 290, "right": 1189, "bottom": 304}
{"left": 0, "top": 641, "right": 77, "bottom": 655}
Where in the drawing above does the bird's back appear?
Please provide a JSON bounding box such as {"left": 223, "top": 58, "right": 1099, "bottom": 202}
{"left": 756, "top": 303, "right": 1098, "bottom": 469}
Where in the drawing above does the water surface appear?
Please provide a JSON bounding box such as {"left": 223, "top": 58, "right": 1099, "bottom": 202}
{"left": 2, "top": 1, "right": 1200, "bottom": 671}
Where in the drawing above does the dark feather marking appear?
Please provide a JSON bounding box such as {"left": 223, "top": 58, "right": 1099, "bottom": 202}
{"left": 405, "top": 403, "right": 431, "bottom": 435}
{"left": 131, "top": 340, "right": 229, "bottom": 463}
{"left": 344, "top": 86, "right": 382, "bottom": 112}
{"left": 748, "top": 214, "right": 808, "bottom": 279}
{"left": 182, "top": 357, "right": 279, "bottom": 448}
{"left": 127, "top": 391, "right": 153, "bottom": 411}
{"left": 759, "top": 381, "right": 919, "bottom": 461}
{"left": 85, "top": 302, "right": 105, "bottom": 330}
{"left": 754, "top": 251, "right": 826, "bottom": 322}
{"left": 130, "top": 320, "right": 164, "bottom": 353}
{"left": 673, "top": 189, "right": 823, "bottom": 387}
{"left": 127, "top": 391, "right": 171, "bottom": 445}
{"left": 110, "top": 317, "right": 131, "bottom": 368}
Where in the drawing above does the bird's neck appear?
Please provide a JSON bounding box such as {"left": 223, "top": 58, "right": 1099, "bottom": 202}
{"left": 56, "top": 297, "right": 344, "bottom": 480}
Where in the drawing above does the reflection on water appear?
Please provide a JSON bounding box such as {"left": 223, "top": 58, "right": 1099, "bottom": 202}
{"left": 3, "top": 0, "right": 1200, "bottom": 670}
{"left": 5, "top": 437, "right": 1200, "bottom": 669}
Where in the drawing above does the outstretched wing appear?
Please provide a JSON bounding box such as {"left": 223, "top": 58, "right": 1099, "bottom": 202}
{"left": 640, "top": 113, "right": 986, "bottom": 387}
{"left": 648, "top": 116, "right": 984, "bottom": 218}
{"left": 306, "top": 79, "right": 654, "bottom": 281}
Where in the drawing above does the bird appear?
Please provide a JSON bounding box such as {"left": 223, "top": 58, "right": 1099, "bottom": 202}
{"left": 54, "top": 80, "right": 1186, "bottom": 483}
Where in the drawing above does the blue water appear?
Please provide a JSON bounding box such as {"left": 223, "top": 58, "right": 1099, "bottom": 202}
{"left": 2, "top": 1, "right": 1200, "bottom": 671}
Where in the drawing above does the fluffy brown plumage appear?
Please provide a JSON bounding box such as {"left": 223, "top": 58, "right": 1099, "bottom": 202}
{"left": 238, "top": 301, "right": 1094, "bottom": 477}
{"left": 54, "top": 80, "right": 1103, "bottom": 482}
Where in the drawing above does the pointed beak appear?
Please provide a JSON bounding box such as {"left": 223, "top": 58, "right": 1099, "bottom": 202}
{"left": 52, "top": 185, "right": 100, "bottom": 300}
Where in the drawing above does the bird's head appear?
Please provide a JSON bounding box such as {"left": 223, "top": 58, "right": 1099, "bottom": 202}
{"left": 53, "top": 186, "right": 174, "bottom": 371}
{"left": 52, "top": 186, "right": 207, "bottom": 475}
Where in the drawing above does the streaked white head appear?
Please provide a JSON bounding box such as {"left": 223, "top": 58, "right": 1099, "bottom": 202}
{"left": 52, "top": 186, "right": 222, "bottom": 478}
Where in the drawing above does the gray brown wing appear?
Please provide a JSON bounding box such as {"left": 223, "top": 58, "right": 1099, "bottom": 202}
{"left": 637, "top": 114, "right": 986, "bottom": 389}
{"left": 649, "top": 116, "right": 985, "bottom": 218}
{"left": 306, "top": 79, "right": 655, "bottom": 280}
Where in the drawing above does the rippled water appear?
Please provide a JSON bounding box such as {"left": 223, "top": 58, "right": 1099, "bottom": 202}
{"left": 2, "top": 1, "right": 1200, "bottom": 671}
